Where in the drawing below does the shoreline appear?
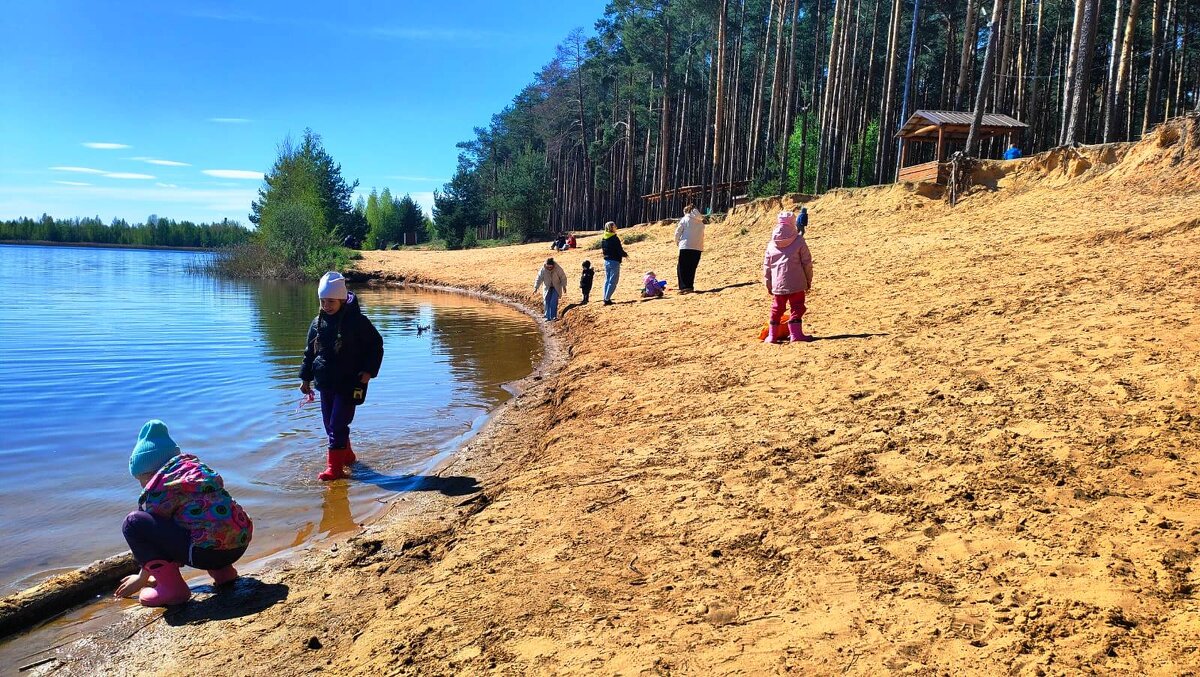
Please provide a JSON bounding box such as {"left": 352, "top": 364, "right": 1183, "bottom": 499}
{"left": 0, "top": 240, "right": 215, "bottom": 252}
{"left": 0, "top": 280, "right": 557, "bottom": 650}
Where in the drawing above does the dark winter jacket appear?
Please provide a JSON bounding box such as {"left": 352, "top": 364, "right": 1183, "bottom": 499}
{"left": 600, "top": 232, "right": 629, "bottom": 262}
{"left": 300, "top": 293, "right": 384, "bottom": 394}
{"left": 580, "top": 267, "right": 595, "bottom": 292}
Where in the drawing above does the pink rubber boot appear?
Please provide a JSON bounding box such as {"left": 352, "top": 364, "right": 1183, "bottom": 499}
{"left": 207, "top": 565, "right": 239, "bottom": 586}
{"left": 137, "top": 560, "right": 191, "bottom": 607}
{"left": 764, "top": 322, "right": 781, "bottom": 344}
{"left": 788, "top": 320, "right": 814, "bottom": 343}
{"left": 318, "top": 449, "right": 350, "bottom": 481}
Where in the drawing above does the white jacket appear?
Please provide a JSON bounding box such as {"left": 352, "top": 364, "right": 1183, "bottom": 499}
{"left": 534, "top": 263, "right": 568, "bottom": 298}
{"left": 674, "top": 212, "right": 706, "bottom": 251}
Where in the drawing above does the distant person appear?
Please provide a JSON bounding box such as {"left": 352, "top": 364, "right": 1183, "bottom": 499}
{"left": 762, "top": 210, "right": 815, "bottom": 343}
{"left": 300, "top": 271, "right": 384, "bottom": 481}
{"left": 674, "top": 203, "right": 706, "bottom": 294}
{"left": 600, "top": 221, "right": 630, "bottom": 305}
{"left": 551, "top": 233, "right": 568, "bottom": 251}
{"left": 114, "top": 420, "right": 253, "bottom": 607}
{"left": 341, "top": 234, "right": 359, "bottom": 249}
{"left": 1004, "top": 143, "right": 1023, "bottom": 160}
{"left": 566, "top": 233, "right": 577, "bottom": 249}
{"left": 534, "top": 257, "right": 567, "bottom": 321}
{"left": 641, "top": 270, "right": 666, "bottom": 298}
{"left": 580, "top": 260, "right": 595, "bottom": 304}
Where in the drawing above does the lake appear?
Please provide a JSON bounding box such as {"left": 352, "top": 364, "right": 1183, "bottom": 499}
{"left": 0, "top": 244, "right": 541, "bottom": 595}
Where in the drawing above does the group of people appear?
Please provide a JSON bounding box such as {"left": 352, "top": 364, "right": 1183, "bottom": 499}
{"left": 534, "top": 204, "right": 816, "bottom": 343}
{"left": 114, "top": 271, "right": 385, "bottom": 608}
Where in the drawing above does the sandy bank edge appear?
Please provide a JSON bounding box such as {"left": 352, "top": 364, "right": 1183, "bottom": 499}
{"left": 0, "top": 277, "right": 564, "bottom": 656}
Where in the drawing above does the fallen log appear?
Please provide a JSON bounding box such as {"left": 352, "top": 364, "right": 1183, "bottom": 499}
{"left": 0, "top": 553, "right": 137, "bottom": 639}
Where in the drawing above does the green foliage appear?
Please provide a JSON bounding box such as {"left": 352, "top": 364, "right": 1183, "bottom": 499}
{"left": 250, "top": 128, "right": 359, "bottom": 237}
{"left": 848, "top": 120, "right": 880, "bottom": 188}
{"left": 0, "top": 215, "right": 251, "bottom": 248}
{"left": 433, "top": 160, "right": 486, "bottom": 249}
{"left": 787, "top": 111, "right": 820, "bottom": 194}
{"left": 491, "top": 148, "right": 550, "bottom": 241}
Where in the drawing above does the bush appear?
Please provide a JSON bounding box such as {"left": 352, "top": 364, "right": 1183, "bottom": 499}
{"left": 586, "top": 231, "right": 649, "bottom": 250}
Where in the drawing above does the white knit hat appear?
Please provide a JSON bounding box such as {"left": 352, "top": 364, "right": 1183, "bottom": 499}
{"left": 318, "top": 271, "right": 348, "bottom": 300}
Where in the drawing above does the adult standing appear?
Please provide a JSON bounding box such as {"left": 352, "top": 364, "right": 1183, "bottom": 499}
{"left": 534, "top": 257, "right": 567, "bottom": 321}
{"left": 674, "top": 204, "right": 706, "bottom": 294}
{"left": 600, "top": 221, "right": 629, "bottom": 306}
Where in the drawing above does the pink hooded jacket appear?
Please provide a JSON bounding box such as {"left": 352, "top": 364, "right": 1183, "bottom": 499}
{"left": 763, "top": 212, "right": 813, "bottom": 296}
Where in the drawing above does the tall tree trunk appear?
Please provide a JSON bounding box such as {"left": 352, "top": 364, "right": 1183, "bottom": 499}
{"left": 1065, "top": 0, "right": 1099, "bottom": 144}
{"left": 1142, "top": 0, "right": 1164, "bottom": 133}
{"left": 710, "top": 0, "right": 729, "bottom": 208}
{"left": 966, "top": 0, "right": 1006, "bottom": 154}
{"left": 1102, "top": 0, "right": 1128, "bottom": 141}
{"left": 1060, "top": 0, "right": 1087, "bottom": 143}
{"left": 1109, "top": 0, "right": 1142, "bottom": 140}
{"left": 896, "top": 0, "right": 922, "bottom": 170}
{"left": 877, "top": 0, "right": 903, "bottom": 181}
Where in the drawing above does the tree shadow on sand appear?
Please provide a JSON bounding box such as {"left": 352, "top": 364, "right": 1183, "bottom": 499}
{"left": 812, "top": 333, "right": 889, "bottom": 341}
{"left": 163, "top": 578, "right": 289, "bottom": 626}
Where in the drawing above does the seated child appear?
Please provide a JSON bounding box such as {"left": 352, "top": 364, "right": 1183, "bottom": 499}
{"left": 642, "top": 270, "right": 666, "bottom": 298}
{"left": 113, "top": 420, "right": 253, "bottom": 607}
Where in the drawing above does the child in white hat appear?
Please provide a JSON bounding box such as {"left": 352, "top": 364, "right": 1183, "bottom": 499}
{"left": 299, "top": 272, "right": 384, "bottom": 480}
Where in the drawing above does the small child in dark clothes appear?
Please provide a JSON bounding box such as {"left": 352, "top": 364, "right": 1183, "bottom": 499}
{"left": 580, "top": 260, "right": 595, "bottom": 304}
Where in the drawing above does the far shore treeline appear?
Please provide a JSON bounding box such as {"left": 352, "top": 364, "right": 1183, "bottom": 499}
{"left": 0, "top": 215, "right": 251, "bottom": 249}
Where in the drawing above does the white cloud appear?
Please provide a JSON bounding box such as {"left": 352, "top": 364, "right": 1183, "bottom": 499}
{"left": 51, "top": 166, "right": 107, "bottom": 174}
{"left": 130, "top": 157, "right": 191, "bottom": 167}
{"left": 0, "top": 183, "right": 257, "bottom": 216}
{"left": 104, "top": 172, "right": 156, "bottom": 180}
{"left": 83, "top": 142, "right": 131, "bottom": 150}
{"left": 202, "top": 169, "right": 263, "bottom": 180}
{"left": 208, "top": 117, "right": 252, "bottom": 124}
{"left": 54, "top": 180, "right": 91, "bottom": 186}
{"left": 156, "top": 183, "right": 179, "bottom": 188}
{"left": 386, "top": 175, "right": 444, "bottom": 182}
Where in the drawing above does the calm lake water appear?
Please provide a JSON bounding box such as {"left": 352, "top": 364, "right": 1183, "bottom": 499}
{"left": 0, "top": 244, "right": 541, "bottom": 595}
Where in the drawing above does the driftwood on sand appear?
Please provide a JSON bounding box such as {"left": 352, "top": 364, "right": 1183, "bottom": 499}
{"left": 0, "top": 553, "right": 136, "bottom": 639}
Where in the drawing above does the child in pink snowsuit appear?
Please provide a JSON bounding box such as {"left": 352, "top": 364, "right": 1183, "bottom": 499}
{"left": 642, "top": 271, "right": 665, "bottom": 298}
{"left": 763, "top": 211, "right": 815, "bottom": 342}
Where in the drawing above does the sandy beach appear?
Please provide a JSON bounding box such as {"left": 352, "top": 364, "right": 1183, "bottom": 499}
{"left": 14, "top": 116, "right": 1200, "bottom": 675}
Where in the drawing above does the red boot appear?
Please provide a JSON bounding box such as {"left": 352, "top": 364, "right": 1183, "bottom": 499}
{"left": 138, "top": 560, "right": 191, "bottom": 607}
{"left": 318, "top": 448, "right": 350, "bottom": 481}
{"left": 344, "top": 440, "right": 356, "bottom": 465}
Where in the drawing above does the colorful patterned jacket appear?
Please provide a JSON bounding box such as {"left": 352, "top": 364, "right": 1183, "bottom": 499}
{"left": 139, "top": 453, "right": 253, "bottom": 551}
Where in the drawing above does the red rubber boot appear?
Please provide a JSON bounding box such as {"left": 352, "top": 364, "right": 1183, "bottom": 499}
{"left": 137, "top": 560, "right": 191, "bottom": 607}
{"left": 344, "top": 439, "right": 356, "bottom": 465}
{"left": 318, "top": 449, "right": 349, "bottom": 481}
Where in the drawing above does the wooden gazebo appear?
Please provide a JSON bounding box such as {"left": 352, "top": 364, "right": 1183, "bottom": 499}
{"left": 895, "top": 110, "right": 1027, "bottom": 183}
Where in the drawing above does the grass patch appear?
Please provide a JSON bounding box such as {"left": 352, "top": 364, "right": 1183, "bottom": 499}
{"left": 196, "top": 240, "right": 354, "bottom": 280}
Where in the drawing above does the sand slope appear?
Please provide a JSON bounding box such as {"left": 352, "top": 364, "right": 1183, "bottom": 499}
{"left": 48, "top": 116, "right": 1200, "bottom": 675}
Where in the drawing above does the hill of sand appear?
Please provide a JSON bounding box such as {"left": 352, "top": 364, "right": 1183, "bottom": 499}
{"left": 31, "top": 115, "right": 1200, "bottom": 675}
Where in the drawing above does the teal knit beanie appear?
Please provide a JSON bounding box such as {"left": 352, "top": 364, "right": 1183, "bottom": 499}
{"left": 129, "top": 420, "right": 180, "bottom": 478}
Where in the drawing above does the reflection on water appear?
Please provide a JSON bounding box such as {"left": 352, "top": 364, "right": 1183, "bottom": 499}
{"left": 0, "top": 245, "right": 542, "bottom": 597}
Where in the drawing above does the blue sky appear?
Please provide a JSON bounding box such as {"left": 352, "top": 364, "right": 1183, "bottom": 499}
{"left": 0, "top": 1, "right": 608, "bottom": 224}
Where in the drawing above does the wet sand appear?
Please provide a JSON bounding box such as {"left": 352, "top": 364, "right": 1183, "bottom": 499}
{"left": 10, "top": 116, "right": 1200, "bottom": 675}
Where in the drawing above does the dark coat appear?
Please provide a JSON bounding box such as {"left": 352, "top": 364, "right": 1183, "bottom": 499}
{"left": 300, "top": 293, "right": 384, "bottom": 393}
{"left": 580, "top": 267, "right": 595, "bottom": 291}
{"left": 601, "top": 234, "right": 628, "bottom": 262}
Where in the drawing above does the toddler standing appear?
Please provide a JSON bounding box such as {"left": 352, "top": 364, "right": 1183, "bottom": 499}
{"left": 300, "top": 271, "right": 385, "bottom": 481}
{"left": 580, "top": 260, "right": 594, "bottom": 304}
{"left": 762, "top": 210, "right": 815, "bottom": 343}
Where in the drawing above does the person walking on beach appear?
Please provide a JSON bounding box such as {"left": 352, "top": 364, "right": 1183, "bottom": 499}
{"left": 114, "top": 420, "right": 253, "bottom": 607}
{"left": 580, "top": 260, "right": 594, "bottom": 304}
{"left": 600, "top": 221, "right": 629, "bottom": 305}
{"left": 674, "top": 204, "right": 706, "bottom": 294}
{"left": 300, "top": 271, "right": 384, "bottom": 481}
{"left": 763, "top": 210, "right": 815, "bottom": 343}
{"left": 534, "top": 257, "right": 568, "bottom": 321}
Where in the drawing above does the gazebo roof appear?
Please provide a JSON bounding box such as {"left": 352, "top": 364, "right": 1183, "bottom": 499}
{"left": 896, "top": 110, "right": 1028, "bottom": 140}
